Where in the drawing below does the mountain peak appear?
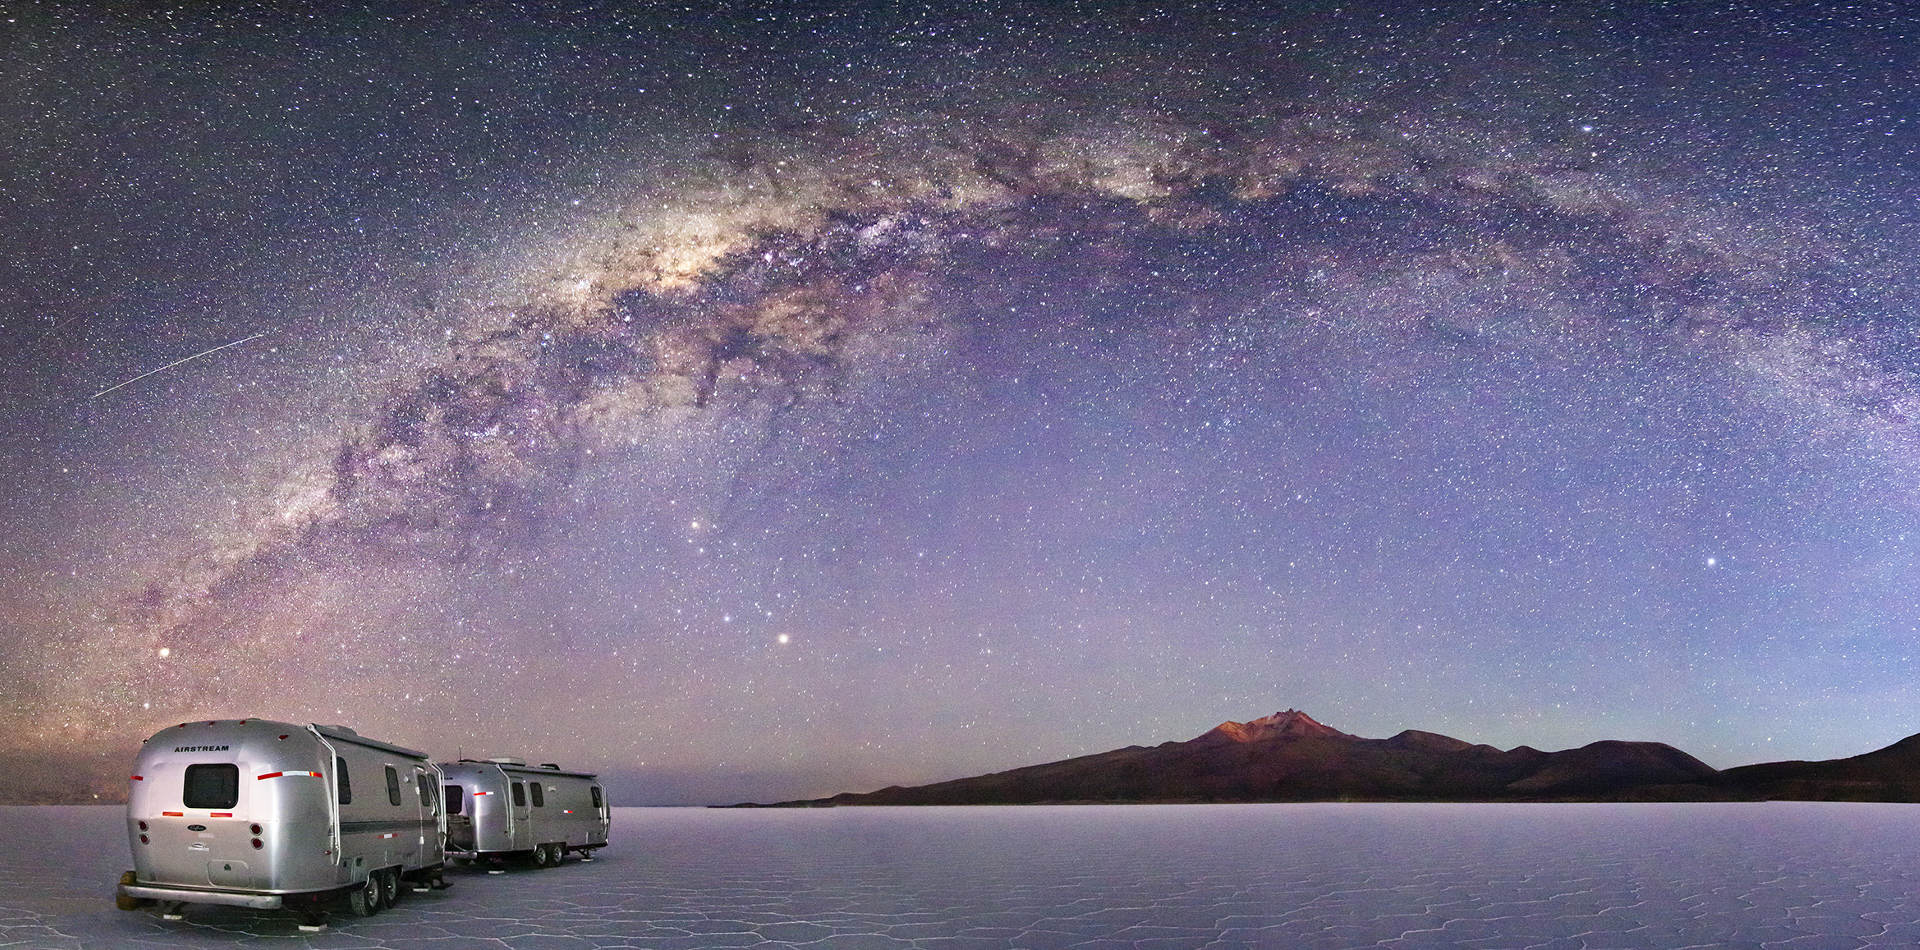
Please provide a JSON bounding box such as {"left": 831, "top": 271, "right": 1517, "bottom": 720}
{"left": 1198, "top": 709, "right": 1351, "bottom": 743}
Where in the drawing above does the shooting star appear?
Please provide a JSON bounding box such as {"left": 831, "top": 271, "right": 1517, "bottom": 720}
{"left": 89, "top": 332, "right": 269, "bottom": 401}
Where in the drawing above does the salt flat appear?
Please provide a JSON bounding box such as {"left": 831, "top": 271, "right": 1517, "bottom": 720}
{"left": 3, "top": 803, "right": 1917, "bottom": 949}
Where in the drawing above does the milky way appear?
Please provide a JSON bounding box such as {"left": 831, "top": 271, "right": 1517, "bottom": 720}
{"left": 3, "top": 3, "right": 1917, "bottom": 803}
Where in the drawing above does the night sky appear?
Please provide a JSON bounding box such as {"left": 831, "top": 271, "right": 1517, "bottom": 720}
{"left": 3, "top": 2, "right": 1918, "bottom": 805}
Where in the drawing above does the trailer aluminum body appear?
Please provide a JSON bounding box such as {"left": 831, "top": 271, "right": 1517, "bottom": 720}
{"left": 441, "top": 758, "right": 608, "bottom": 868}
{"left": 117, "top": 719, "right": 446, "bottom": 927}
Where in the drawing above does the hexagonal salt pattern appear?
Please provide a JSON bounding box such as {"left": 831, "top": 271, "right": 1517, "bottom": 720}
{"left": 6, "top": 803, "right": 1920, "bottom": 948}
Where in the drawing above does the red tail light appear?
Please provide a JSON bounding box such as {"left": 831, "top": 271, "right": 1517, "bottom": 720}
{"left": 137, "top": 821, "right": 148, "bottom": 831}
{"left": 139, "top": 834, "right": 149, "bottom": 844}
{"left": 250, "top": 823, "right": 262, "bottom": 835}
{"left": 251, "top": 838, "right": 263, "bottom": 850}
{"left": 130, "top": 774, "right": 143, "bottom": 781}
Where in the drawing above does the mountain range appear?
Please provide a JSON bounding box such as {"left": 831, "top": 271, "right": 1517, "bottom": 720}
{"left": 746, "top": 710, "right": 1920, "bottom": 806}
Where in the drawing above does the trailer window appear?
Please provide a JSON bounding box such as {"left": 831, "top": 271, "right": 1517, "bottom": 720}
{"left": 417, "top": 768, "right": 435, "bottom": 808}
{"left": 511, "top": 781, "right": 526, "bottom": 807}
{"left": 590, "top": 786, "right": 603, "bottom": 809}
{"left": 530, "top": 782, "right": 545, "bottom": 807}
{"left": 182, "top": 764, "right": 239, "bottom": 809}
{"left": 444, "top": 785, "right": 463, "bottom": 815}
{"left": 385, "top": 766, "right": 402, "bottom": 806}
{"left": 336, "top": 757, "right": 351, "bottom": 805}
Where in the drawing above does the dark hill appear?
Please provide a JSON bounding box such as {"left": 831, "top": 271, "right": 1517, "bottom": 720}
{"left": 1715, "top": 732, "right": 1920, "bottom": 801}
{"left": 750, "top": 710, "right": 1728, "bottom": 806}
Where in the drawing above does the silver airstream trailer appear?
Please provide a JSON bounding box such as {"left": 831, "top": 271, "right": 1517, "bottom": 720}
{"left": 116, "top": 719, "right": 448, "bottom": 929}
{"left": 440, "top": 758, "right": 609, "bottom": 868}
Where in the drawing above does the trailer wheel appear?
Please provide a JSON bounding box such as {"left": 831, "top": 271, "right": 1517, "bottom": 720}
{"left": 550, "top": 844, "right": 565, "bottom": 865}
{"left": 531, "top": 844, "right": 550, "bottom": 868}
{"left": 378, "top": 868, "right": 399, "bottom": 907}
{"left": 347, "top": 877, "right": 380, "bottom": 917}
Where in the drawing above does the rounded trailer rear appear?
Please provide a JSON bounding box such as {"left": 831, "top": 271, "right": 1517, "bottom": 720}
{"left": 116, "top": 719, "right": 449, "bottom": 930}
{"left": 441, "top": 757, "right": 609, "bottom": 870}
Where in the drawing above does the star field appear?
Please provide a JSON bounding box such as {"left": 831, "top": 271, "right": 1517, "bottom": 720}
{"left": 2, "top": 2, "right": 1917, "bottom": 804}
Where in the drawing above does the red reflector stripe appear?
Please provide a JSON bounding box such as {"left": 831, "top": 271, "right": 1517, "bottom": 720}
{"left": 210, "top": 812, "right": 233, "bottom": 818}
{"left": 257, "top": 772, "right": 284, "bottom": 780}
{"left": 130, "top": 775, "right": 143, "bottom": 781}
{"left": 473, "top": 790, "right": 490, "bottom": 796}
{"left": 162, "top": 811, "right": 183, "bottom": 817}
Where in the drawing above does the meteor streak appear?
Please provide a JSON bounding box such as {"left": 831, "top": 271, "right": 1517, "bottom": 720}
{"left": 88, "top": 332, "right": 268, "bottom": 401}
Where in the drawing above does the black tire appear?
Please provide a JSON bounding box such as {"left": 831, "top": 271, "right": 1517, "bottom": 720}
{"left": 531, "top": 844, "right": 550, "bottom": 868}
{"left": 549, "top": 844, "right": 565, "bottom": 866}
{"left": 347, "top": 877, "right": 379, "bottom": 917}
{"left": 380, "top": 869, "right": 399, "bottom": 906}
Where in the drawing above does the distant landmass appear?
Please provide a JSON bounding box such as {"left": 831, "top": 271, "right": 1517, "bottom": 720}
{"left": 741, "top": 710, "right": 1920, "bottom": 806}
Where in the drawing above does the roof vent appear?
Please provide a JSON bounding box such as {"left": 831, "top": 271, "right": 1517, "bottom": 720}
{"left": 540, "top": 763, "right": 561, "bottom": 769}
{"left": 485, "top": 756, "right": 526, "bottom": 766}
{"left": 318, "top": 725, "right": 358, "bottom": 735}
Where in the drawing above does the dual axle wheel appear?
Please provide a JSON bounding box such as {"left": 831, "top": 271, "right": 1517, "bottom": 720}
{"left": 347, "top": 867, "right": 403, "bottom": 917}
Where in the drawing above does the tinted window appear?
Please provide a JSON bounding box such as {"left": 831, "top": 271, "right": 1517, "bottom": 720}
{"left": 183, "top": 764, "right": 238, "bottom": 809}
{"left": 511, "top": 781, "right": 526, "bottom": 807}
{"left": 444, "top": 785, "right": 463, "bottom": 815}
{"left": 590, "top": 786, "right": 603, "bottom": 809}
{"left": 385, "top": 765, "right": 401, "bottom": 806}
{"left": 336, "top": 757, "right": 352, "bottom": 805}
{"left": 530, "top": 782, "right": 545, "bottom": 807}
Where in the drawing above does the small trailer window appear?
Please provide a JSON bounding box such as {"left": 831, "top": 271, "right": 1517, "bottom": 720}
{"left": 385, "top": 765, "right": 402, "bottom": 806}
{"left": 336, "top": 757, "right": 352, "bottom": 805}
{"left": 183, "top": 764, "right": 239, "bottom": 809}
{"left": 511, "top": 781, "right": 526, "bottom": 807}
{"left": 444, "top": 785, "right": 464, "bottom": 815}
{"left": 417, "top": 768, "right": 435, "bottom": 808}
{"left": 530, "top": 782, "right": 545, "bottom": 807}
{"left": 590, "top": 786, "right": 603, "bottom": 809}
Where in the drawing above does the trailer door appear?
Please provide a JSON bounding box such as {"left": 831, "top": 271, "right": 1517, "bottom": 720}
{"left": 509, "top": 779, "right": 531, "bottom": 850}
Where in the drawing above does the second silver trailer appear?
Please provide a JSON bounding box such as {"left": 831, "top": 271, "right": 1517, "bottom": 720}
{"left": 441, "top": 758, "right": 609, "bottom": 867}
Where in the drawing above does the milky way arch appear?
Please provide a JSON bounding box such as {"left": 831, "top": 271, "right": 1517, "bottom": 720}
{"left": 24, "top": 99, "right": 1909, "bottom": 753}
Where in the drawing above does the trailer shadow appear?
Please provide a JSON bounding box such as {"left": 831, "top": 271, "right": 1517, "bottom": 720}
{"left": 127, "top": 882, "right": 462, "bottom": 941}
